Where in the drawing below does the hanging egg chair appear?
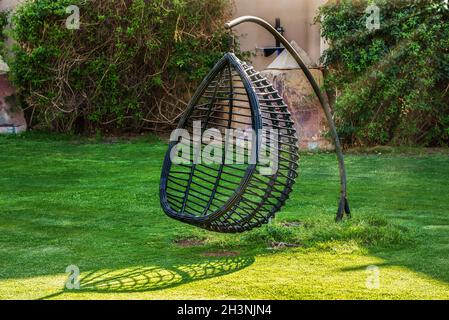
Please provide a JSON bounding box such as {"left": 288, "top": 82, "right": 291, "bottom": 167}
{"left": 160, "top": 16, "right": 350, "bottom": 233}
{"left": 160, "top": 52, "right": 299, "bottom": 233}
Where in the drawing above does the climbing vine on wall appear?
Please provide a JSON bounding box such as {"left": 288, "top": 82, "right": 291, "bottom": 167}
{"left": 8, "top": 0, "right": 237, "bottom": 133}
{"left": 319, "top": 0, "right": 449, "bottom": 146}
{"left": 0, "top": 11, "right": 8, "bottom": 53}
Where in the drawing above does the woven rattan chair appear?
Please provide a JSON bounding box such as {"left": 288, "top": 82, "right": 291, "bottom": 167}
{"left": 160, "top": 53, "right": 298, "bottom": 233}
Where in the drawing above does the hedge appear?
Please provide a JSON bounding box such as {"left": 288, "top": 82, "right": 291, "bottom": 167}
{"left": 319, "top": 0, "right": 449, "bottom": 146}
{"left": 7, "top": 0, "right": 235, "bottom": 133}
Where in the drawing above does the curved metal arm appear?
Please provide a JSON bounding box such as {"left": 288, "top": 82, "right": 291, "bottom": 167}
{"left": 225, "top": 16, "right": 350, "bottom": 221}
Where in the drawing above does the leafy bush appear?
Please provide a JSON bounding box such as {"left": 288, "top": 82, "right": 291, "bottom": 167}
{"left": 0, "top": 11, "right": 7, "bottom": 52}
{"left": 319, "top": 0, "right": 449, "bottom": 146}
{"left": 8, "top": 0, "right": 235, "bottom": 133}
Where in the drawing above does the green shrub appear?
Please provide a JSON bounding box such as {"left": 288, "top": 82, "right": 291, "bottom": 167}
{"left": 0, "top": 11, "right": 7, "bottom": 52}
{"left": 319, "top": 0, "right": 449, "bottom": 146}
{"left": 8, "top": 0, "right": 236, "bottom": 133}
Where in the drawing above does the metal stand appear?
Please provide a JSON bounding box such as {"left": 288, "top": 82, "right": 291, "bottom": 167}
{"left": 225, "top": 16, "right": 350, "bottom": 221}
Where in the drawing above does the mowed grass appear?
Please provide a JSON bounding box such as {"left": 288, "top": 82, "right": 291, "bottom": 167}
{"left": 1, "top": 133, "right": 449, "bottom": 300}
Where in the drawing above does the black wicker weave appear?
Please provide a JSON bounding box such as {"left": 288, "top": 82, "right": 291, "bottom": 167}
{"left": 160, "top": 53, "right": 299, "bottom": 233}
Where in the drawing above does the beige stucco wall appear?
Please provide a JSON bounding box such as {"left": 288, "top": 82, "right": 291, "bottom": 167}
{"left": 233, "top": 0, "right": 327, "bottom": 70}
{"left": 0, "top": 0, "right": 22, "bottom": 11}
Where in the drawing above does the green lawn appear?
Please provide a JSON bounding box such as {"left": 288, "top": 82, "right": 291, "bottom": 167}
{"left": 1, "top": 133, "right": 449, "bottom": 300}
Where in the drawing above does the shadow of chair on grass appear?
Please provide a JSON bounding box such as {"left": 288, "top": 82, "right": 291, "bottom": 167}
{"left": 78, "top": 256, "right": 254, "bottom": 293}
{"left": 39, "top": 255, "right": 254, "bottom": 299}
